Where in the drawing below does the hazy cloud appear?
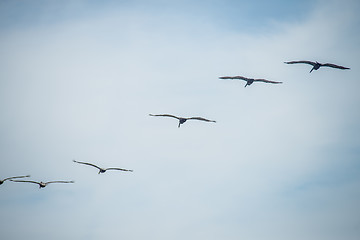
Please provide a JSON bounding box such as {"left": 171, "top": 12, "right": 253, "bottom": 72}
{"left": 0, "top": 1, "right": 359, "bottom": 240}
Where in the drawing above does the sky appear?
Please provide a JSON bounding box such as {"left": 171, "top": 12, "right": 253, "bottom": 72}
{"left": 0, "top": 0, "right": 359, "bottom": 239}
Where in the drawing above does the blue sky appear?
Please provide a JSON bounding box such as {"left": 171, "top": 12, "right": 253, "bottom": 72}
{"left": 0, "top": 0, "right": 312, "bottom": 33}
{"left": 0, "top": 0, "right": 359, "bottom": 240}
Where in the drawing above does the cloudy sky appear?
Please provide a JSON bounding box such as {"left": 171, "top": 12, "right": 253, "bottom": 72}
{"left": 0, "top": 0, "right": 359, "bottom": 239}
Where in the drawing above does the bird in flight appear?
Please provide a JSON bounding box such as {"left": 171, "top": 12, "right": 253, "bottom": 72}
{"left": 284, "top": 60, "right": 350, "bottom": 73}
{"left": 0, "top": 175, "right": 30, "bottom": 185}
{"left": 73, "top": 160, "right": 133, "bottom": 174}
{"left": 219, "top": 76, "right": 282, "bottom": 87}
{"left": 10, "top": 180, "right": 74, "bottom": 188}
{"left": 149, "top": 114, "right": 216, "bottom": 128}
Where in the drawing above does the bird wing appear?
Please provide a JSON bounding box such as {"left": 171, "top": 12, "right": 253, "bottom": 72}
{"left": 45, "top": 181, "right": 74, "bottom": 184}
{"left": 3, "top": 175, "right": 30, "bottom": 181}
{"left": 10, "top": 180, "right": 41, "bottom": 186}
{"left": 187, "top": 117, "right": 216, "bottom": 123}
{"left": 322, "top": 63, "right": 350, "bottom": 69}
{"left": 253, "top": 79, "right": 283, "bottom": 84}
{"left": 284, "top": 60, "right": 316, "bottom": 66}
{"left": 106, "top": 168, "right": 133, "bottom": 172}
{"left": 219, "top": 76, "right": 250, "bottom": 81}
{"left": 73, "top": 160, "right": 102, "bottom": 170}
{"left": 149, "top": 114, "right": 180, "bottom": 120}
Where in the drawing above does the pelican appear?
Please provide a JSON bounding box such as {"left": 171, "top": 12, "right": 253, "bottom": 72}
{"left": 149, "top": 114, "right": 216, "bottom": 128}
{"left": 73, "top": 160, "right": 133, "bottom": 174}
{"left": 0, "top": 175, "right": 30, "bottom": 185}
{"left": 219, "top": 76, "right": 282, "bottom": 87}
{"left": 10, "top": 180, "right": 74, "bottom": 188}
{"left": 284, "top": 61, "right": 350, "bottom": 73}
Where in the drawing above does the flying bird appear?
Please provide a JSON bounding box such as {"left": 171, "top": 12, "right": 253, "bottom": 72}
{"left": 0, "top": 175, "right": 30, "bottom": 185}
{"left": 219, "top": 76, "right": 282, "bottom": 87}
{"left": 149, "top": 114, "right": 216, "bottom": 128}
{"left": 73, "top": 160, "right": 133, "bottom": 174}
{"left": 10, "top": 180, "right": 74, "bottom": 188}
{"left": 284, "top": 60, "right": 350, "bottom": 73}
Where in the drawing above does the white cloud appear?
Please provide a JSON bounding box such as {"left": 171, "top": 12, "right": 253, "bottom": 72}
{"left": 0, "top": 1, "right": 359, "bottom": 239}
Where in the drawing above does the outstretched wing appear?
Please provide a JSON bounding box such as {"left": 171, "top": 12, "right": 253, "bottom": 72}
{"left": 3, "top": 175, "right": 30, "bottom": 181}
{"left": 73, "top": 160, "right": 102, "bottom": 170}
{"left": 149, "top": 114, "right": 180, "bottom": 120}
{"left": 106, "top": 168, "right": 133, "bottom": 172}
{"left": 253, "top": 79, "right": 283, "bottom": 84}
{"left": 284, "top": 61, "right": 316, "bottom": 66}
{"left": 10, "top": 180, "right": 41, "bottom": 186}
{"left": 187, "top": 117, "right": 216, "bottom": 123}
{"left": 45, "top": 181, "right": 74, "bottom": 185}
{"left": 219, "top": 76, "right": 250, "bottom": 81}
{"left": 322, "top": 63, "right": 350, "bottom": 70}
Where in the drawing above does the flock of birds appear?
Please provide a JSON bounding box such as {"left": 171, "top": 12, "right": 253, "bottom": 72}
{"left": 1, "top": 60, "right": 350, "bottom": 189}
{"left": 1, "top": 160, "right": 133, "bottom": 189}
{"left": 219, "top": 60, "right": 350, "bottom": 87}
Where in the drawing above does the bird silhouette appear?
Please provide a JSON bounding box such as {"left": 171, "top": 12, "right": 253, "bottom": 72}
{"left": 149, "top": 114, "right": 216, "bottom": 128}
{"left": 284, "top": 60, "right": 350, "bottom": 73}
{"left": 73, "top": 160, "right": 133, "bottom": 174}
{"left": 0, "top": 175, "right": 30, "bottom": 185}
{"left": 219, "top": 76, "right": 282, "bottom": 87}
{"left": 10, "top": 180, "right": 74, "bottom": 188}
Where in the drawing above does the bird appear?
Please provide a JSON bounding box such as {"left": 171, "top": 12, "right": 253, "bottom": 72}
{"left": 284, "top": 60, "right": 350, "bottom": 73}
{"left": 219, "top": 76, "right": 282, "bottom": 87}
{"left": 73, "top": 160, "right": 133, "bottom": 174}
{"left": 10, "top": 180, "right": 74, "bottom": 188}
{"left": 149, "top": 114, "right": 216, "bottom": 128}
{"left": 0, "top": 175, "right": 30, "bottom": 185}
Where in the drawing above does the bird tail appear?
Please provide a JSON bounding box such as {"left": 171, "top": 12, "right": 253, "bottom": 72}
{"left": 310, "top": 66, "right": 315, "bottom": 73}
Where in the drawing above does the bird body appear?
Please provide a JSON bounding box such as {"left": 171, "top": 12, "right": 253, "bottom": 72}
{"left": 73, "top": 160, "right": 133, "bottom": 174}
{"left": 0, "top": 175, "right": 30, "bottom": 185}
{"left": 149, "top": 114, "right": 216, "bottom": 128}
{"left": 10, "top": 180, "right": 74, "bottom": 188}
{"left": 219, "top": 76, "right": 282, "bottom": 87}
{"left": 284, "top": 60, "right": 350, "bottom": 73}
